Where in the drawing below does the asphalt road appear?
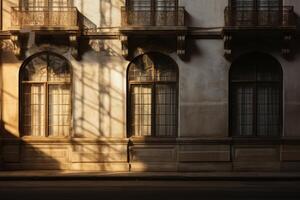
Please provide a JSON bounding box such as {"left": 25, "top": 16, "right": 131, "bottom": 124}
{"left": 0, "top": 180, "right": 300, "bottom": 200}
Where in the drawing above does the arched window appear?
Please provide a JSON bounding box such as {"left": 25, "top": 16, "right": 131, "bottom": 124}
{"left": 230, "top": 53, "right": 282, "bottom": 137}
{"left": 20, "top": 52, "right": 71, "bottom": 137}
{"left": 127, "top": 53, "right": 178, "bottom": 137}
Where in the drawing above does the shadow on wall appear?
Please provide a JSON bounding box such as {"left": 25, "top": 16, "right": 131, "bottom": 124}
{"left": 0, "top": 63, "right": 62, "bottom": 170}
{"left": 67, "top": 41, "right": 129, "bottom": 171}
{"left": 72, "top": 40, "right": 126, "bottom": 138}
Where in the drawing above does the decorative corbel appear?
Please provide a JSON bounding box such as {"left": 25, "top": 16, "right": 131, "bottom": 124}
{"left": 177, "top": 35, "right": 186, "bottom": 59}
{"left": 224, "top": 33, "right": 232, "bottom": 59}
{"left": 282, "top": 33, "right": 293, "bottom": 58}
{"left": 10, "top": 34, "right": 23, "bottom": 59}
{"left": 69, "top": 34, "right": 80, "bottom": 60}
{"left": 120, "top": 35, "right": 129, "bottom": 59}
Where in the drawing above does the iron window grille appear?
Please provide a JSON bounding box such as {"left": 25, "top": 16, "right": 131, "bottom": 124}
{"left": 127, "top": 53, "right": 178, "bottom": 137}
{"left": 20, "top": 52, "right": 72, "bottom": 137}
{"left": 230, "top": 53, "right": 282, "bottom": 137}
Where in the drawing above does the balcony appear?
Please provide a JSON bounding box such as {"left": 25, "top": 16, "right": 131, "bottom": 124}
{"left": 223, "top": 6, "right": 296, "bottom": 59}
{"left": 224, "top": 6, "right": 296, "bottom": 30}
{"left": 11, "top": 7, "right": 78, "bottom": 31}
{"left": 120, "top": 6, "right": 186, "bottom": 32}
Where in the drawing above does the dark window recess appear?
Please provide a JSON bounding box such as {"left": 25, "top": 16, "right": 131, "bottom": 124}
{"left": 230, "top": 53, "right": 282, "bottom": 137}
{"left": 127, "top": 53, "right": 178, "bottom": 137}
{"left": 20, "top": 52, "right": 72, "bottom": 137}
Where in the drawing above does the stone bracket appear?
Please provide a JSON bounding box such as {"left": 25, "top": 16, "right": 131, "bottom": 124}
{"left": 177, "top": 35, "right": 186, "bottom": 59}
{"left": 224, "top": 33, "right": 232, "bottom": 60}
{"left": 282, "top": 33, "right": 294, "bottom": 58}
{"left": 69, "top": 34, "right": 80, "bottom": 60}
{"left": 120, "top": 35, "right": 129, "bottom": 59}
{"left": 10, "top": 34, "right": 24, "bottom": 59}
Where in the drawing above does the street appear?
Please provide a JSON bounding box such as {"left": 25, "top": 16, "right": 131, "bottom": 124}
{"left": 0, "top": 180, "right": 300, "bottom": 200}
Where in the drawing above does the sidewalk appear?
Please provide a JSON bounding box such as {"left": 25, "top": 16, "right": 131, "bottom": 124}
{"left": 0, "top": 171, "right": 300, "bottom": 181}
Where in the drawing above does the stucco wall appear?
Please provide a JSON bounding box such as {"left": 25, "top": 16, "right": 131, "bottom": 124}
{"left": 71, "top": 40, "right": 127, "bottom": 138}
{"left": 177, "top": 40, "right": 230, "bottom": 137}
{"left": 180, "top": 0, "right": 227, "bottom": 27}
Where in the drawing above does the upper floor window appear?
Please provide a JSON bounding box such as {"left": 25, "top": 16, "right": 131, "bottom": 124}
{"left": 123, "top": 0, "right": 183, "bottom": 26}
{"left": 127, "top": 53, "right": 178, "bottom": 137}
{"left": 231, "top": 0, "right": 281, "bottom": 8}
{"left": 20, "top": 52, "right": 72, "bottom": 137}
{"left": 227, "top": 0, "right": 287, "bottom": 26}
{"left": 21, "top": 0, "right": 72, "bottom": 10}
{"left": 127, "top": 0, "right": 177, "bottom": 10}
{"left": 230, "top": 53, "right": 282, "bottom": 137}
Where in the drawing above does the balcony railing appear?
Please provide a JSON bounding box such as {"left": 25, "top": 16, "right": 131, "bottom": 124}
{"left": 225, "top": 6, "right": 295, "bottom": 28}
{"left": 11, "top": 7, "right": 78, "bottom": 29}
{"left": 121, "top": 6, "right": 185, "bottom": 27}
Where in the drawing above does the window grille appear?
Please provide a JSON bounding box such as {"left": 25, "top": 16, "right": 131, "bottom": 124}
{"left": 230, "top": 53, "right": 282, "bottom": 137}
{"left": 20, "top": 52, "right": 71, "bottom": 137}
{"left": 128, "top": 53, "right": 178, "bottom": 137}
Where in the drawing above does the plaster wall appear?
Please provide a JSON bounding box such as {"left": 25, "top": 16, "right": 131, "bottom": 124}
{"left": 177, "top": 40, "right": 230, "bottom": 137}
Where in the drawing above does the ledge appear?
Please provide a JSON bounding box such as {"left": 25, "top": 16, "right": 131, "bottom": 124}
{"left": 9, "top": 26, "right": 79, "bottom": 32}
{"left": 1, "top": 171, "right": 300, "bottom": 181}
{"left": 2, "top": 137, "right": 300, "bottom": 145}
{"left": 0, "top": 137, "right": 129, "bottom": 144}
{"left": 119, "top": 26, "right": 188, "bottom": 35}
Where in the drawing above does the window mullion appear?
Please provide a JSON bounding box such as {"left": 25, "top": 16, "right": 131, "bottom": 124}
{"left": 45, "top": 53, "right": 49, "bottom": 137}
{"left": 152, "top": 63, "right": 156, "bottom": 136}
{"left": 45, "top": 82, "right": 49, "bottom": 137}
{"left": 254, "top": 65, "right": 258, "bottom": 137}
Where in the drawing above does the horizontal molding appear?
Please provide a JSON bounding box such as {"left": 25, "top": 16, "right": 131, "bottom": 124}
{"left": 2, "top": 137, "right": 300, "bottom": 145}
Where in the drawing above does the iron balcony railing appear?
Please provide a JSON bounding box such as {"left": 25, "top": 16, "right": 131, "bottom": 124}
{"left": 225, "top": 6, "right": 295, "bottom": 28}
{"left": 121, "top": 6, "right": 185, "bottom": 27}
{"left": 11, "top": 7, "right": 78, "bottom": 29}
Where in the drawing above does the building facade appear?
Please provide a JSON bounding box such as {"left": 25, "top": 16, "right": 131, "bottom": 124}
{"left": 0, "top": 0, "right": 300, "bottom": 172}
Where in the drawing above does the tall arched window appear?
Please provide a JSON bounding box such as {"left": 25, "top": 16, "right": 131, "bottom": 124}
{"left": 230, "top": 53, "right": 282, "bottom": 137}
{"left": 20, "top": 52, "right": 71, "bottom": 137}
{"left": 127, "top": 53, "right": 178, "bottom": 137}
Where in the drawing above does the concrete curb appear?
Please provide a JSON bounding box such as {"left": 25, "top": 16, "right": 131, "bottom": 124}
{"left": 0, "top": 171, "right": 300, "bottom": 181}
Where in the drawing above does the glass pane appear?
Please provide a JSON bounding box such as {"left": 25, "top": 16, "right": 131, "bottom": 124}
{"left": 257, "top": 63, "right": 281, "bottom": 82}
{"left": 257, "top": 0, "right": 280, "bottom": 7}
{"left": 23, "top": 54, "right": 47, "bottom": 82}
{"left": 48, "top": 54, "right": 71, "bottom": 82}
{"left": 131, "top": 85, "right": 152, "bottom": 136}
{"left": 156, "top": 0, "right": 176, "bottom": 10}
{"left": 130, "top": 0, "right": 151, "bottom": 8}
{"left": 231, "top": 62, "right": 256, "bottom": 82}
{"left": 232, "top": 85, "right": 254, "bottom": 136}
{"left": 23, "top": 84, "right": 46, "bottom": 136}
{"left": 155, "top": 84, "right": 176, "bottom": 137}
{"left": 128, "top": 54, "right": 154, "bottom": 82}
{"left": 48, "top": 84, "right": 71, "bottom": 137}
{"left": 155, "top": 63, "right": 177, "bottom": 82}
{"left": 257, "top": 85, "right": 280, "bottom": 136}
{"left": 234, "top": 0, "right": 255, "bottom": 8}
{"left": 25, "top": 0, "right": 46, "bottom": 9}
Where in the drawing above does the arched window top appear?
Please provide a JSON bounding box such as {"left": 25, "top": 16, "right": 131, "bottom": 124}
{"left": 20, "top": 51, "right": 72, "bottom": 137}
{"left": 128, "top": 52, "right": 178, "bottom": 82}
{"left": 230, "top": 53, "right": 282, "bottom": 82}
{"left": 21, "top": 52, "right": 71, "bottom": 82}
{"left": 229, "top": 52, "right": 282, "bottom": 137}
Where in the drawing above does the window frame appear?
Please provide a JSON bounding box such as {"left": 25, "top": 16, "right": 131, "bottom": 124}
{"left": 229, "top": 0, "right": 283, "bottom": 8}
{"left": 19, "top": 51, "right": 73, "bottom": 138}
{"left": 126, "top": 0, "right": 178, "bottom": 9}
{"left": 229, "top": 53, "right": 283, "bottom": 138}
{"left": 127, "top": 52, "right": 179, "bottom": 138}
